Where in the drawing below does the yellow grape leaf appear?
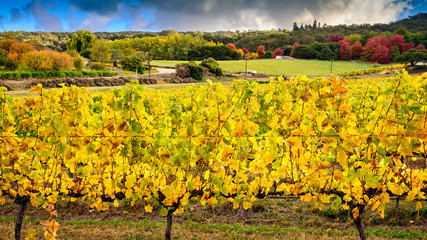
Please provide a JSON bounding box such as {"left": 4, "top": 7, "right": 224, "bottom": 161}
{"left": 221, "top": 148, "right": 233, "bottom": 161}
{"left": 352, "top": 207, "right": 359, "bottom": 219}
{"left": 243, "top": 201, "right": 252, "bottom": 210}
{"left": 233, "top": 202, "right": 239, "bottom": 209}
{"left": 337, "top": 151, "right": 348, "bottom": 167}
{"left": 416, "top": 202, "right": 422, "bottom": 210}
{"left": 113, "top": 200, "right": 119, "bottom": 208}
{"left": 145, "top": 205, "right": 153, "bottom": 213}
{"left": 207, "top": 197, "right": 218, "bottom": 205}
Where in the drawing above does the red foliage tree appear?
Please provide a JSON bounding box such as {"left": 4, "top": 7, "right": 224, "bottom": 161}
{"left": 227, "top": 43, "right": 237, "bottom": 51}
{"left": 415, "top": 44, "right": 426, "bottom": 50}
{"left": 371, "top": 45, "right": 391, "bottom": 63}
{"left": 329, "top": 35, "right": 344, "bottom": 43}
{"left": 0, "top": 38, "right": 34, "bottom": 62}
{"left": 401, "top": 42, "right": 415, "bottom": 54}
{"left": 350, "top": 42, "right": 363, "bottom": 59}
{"left": 339, "top": 41, "right": 352, "bottom": 60}
{"left": 272, "top": 47, "right": 284, "bottom": 58}
{"left": 389, "top": 34, "right": 406, "bottom": 53}
{"left": 290, "top": 43, "right": 300, "bottom": 57}
{"left": 242, "top": 48, "right": 249, "bottom": 54}
{"left": 256, "top": 45, "right": 266, "bottom": 58}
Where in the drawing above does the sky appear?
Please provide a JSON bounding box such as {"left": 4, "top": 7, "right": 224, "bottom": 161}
{"left": 0, "top": 0, "right": 425, "bottom": 32}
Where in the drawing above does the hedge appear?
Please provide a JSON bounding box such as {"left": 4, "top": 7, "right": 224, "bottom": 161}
{"left": 0, "top": 71, "right": 118, "bottom": 80}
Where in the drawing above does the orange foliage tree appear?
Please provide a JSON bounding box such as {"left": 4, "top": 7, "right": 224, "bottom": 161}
{"left": 0, "top": 38, "right": 34, "bottom": 62}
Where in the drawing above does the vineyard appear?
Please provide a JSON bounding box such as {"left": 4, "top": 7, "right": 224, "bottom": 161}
{"left": 1, "top": 72, "right": 427, "bottom": 240}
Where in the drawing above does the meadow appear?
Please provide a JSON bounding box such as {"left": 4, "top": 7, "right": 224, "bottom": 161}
{"left": 151, "top": 59, "right": 382, "bottom": 76}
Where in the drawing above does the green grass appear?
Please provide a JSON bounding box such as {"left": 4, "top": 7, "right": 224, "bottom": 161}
{"left": 151, "top": 59, "right": 382, "bottom": 76}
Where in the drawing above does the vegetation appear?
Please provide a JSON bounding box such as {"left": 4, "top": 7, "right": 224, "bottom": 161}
{"left": 200, "top": 57, "right": 223, "bottom": 76}
{"left": 176, "top": 62, "right": 204, "bottom": 80}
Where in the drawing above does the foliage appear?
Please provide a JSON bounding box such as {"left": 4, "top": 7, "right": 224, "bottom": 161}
{"left": 23, "top": 50, "right": 74, "bottom": 72}
{"left": 74, "top": 57, "right": 84, "bottom": 71}
{"left": 350, "top": 42, "right": 363, "bottom": 59}
{"left": 121, "top": 55, "right": 144, "bottom": 72}
{"left": 200, "top": 57, "right": 223, "bottom": 76}
{"left": 90, "top": 40, "right": 111, "bottom": 62}
{"left": 0, "top": 72, "right": 20, "bottom": 79}
{"left": 290, "top": 43, "right": 300, "bottom": 57}
{"left": 176, "top": 62, "right": 204, "bottom": 80}
{"left": 390, "top": 45, "right": 400, "bottom": 62}
{"left": 256, "top": 45, "right": 266, "bottom": 58}
{"left": 0, "top": 73, "right": 426, "bottom": 240}
{"left": 292, "top": 45, "right": 316, "bottom": 59}
{"left": 396, "top": 49, "right": 427, "bottom": 65}
{"left": 263, "top": 51, "right": 273, "bottom": 59}
{"left": 0, "top": 38, "right": 34, "bottom": 62}
{"left": 329, "top": 34, "right": 345, "bottom": 43}
{"left": 90, "top": 62, "right": 105, "bottom": 71}
{"left": 318, "top": 46, "right": 335, "bottom": 60}
{"left": 188, "top": 45, "right": 241, "bottom": 60}
{"left": 339, "top": 41, "right": 352, "bottom": 60}
{"left": 226, "top": 43, "right": 237, "bottom": 51}
{"left": 272, "top": 48, "right": 283, "bottom": 58}
{"left": 66, "top": 30, "right": 96, "bottom": 53}
{"left": 3, "top": 58, "right": 19, "bottom": 71}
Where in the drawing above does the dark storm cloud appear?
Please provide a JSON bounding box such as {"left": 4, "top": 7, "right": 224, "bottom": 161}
{"left": 10, "top": 8, "right": 23, "bottom": 22}
{"left": 23, "top": 0, "right": 64, "bottom": 31}
{"left": 69, "top": 0, "right": 124, "bottom": 15}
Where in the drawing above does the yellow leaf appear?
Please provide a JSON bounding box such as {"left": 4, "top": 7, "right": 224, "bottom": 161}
{"left": 416, "top": 202, "right": 422, "bottom": 210}
{"left": 243, "top": 201, "right": 252, "bottom": 210}
{"left": 352, "top": 207, "right": 359, "bottom": 219}
{"left": 233, "top": 202, "right": 239, "bottom": 209}
{"left": 145, "top": 205, "right": 153, "bottom": 213}
{"left": 113, "top": 200, "right": 119, "bottom": 208}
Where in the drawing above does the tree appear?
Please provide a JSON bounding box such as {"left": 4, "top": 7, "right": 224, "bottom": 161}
{"left": 390, "top": 44, "right": 400, "bottom": 62}
{"left": 200, "top": 57, "right": 222, "bottom": 76}
{"left": 292, "top": 45, "right": 316, "bottom": 59}
{"left": 290, "top": 43, "right": 300, "bottom": 57}
{"left": 313, "top": 20, "right": 317, "bottom": 30}
{"left": 272, "top": 48, "right": 284, "bottom": 58}
{"left": 415, "top": 44, "right": 426, "bottom": 50}
{"left": 241, "top": 48, "right": 249, "bottom": 54}
{"left": 66, "top": 30, "right": 96, "bottom": 54}
{"left": 348, "top": 34, "right": 362, "bottom": 43}
{"left": 256, "top": 45, "right": 265, "bottom": 59}
{"left": 350, "top": 42, "right": 363, "bottom": 59}
{"left": 0, "top": 38, "right": 34, "bottom": 62}
{"left": 339, "top": 41, "right": 352, "bottom": 60}
{"left": 389, "top": 34, "right": 406, "bottom": 53}
{"left": 292, "top": 22, "right": 299, "bottom": 31}
{"left": 263, "top": 51, "right": 273, "bottom": 59}
{"left": 90, "top": 40, "right": 111, "bottom": 62}
{"left": 401, "top": 42, "right": 415, "bottom": 54}
{"left": 23, "top": 50, "right": 74, "bottom": 72}
{"left": 394, "top": 26, "right": 411, "bottom": 42}
{"left": 121, "top": 55, "right": 144, "bottom": 71}
{"left": 371, "top": 45, "right": 391, "bottom": 63}
{"left": 226, "top": 43, "right": 237, "bottom": 51}
{"left": 396, "top": 49, "right": 427, "bottom": 65}
{"left": 318, "top": 46, "right": 335, "bottom": 60}
{"left": 329, "top": 35, "right": 344, "bottom": 43}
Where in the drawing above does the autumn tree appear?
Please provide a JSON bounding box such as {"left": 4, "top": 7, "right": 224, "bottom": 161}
{"left": 415, "top": 44, "right": 426, "bottom": 50}
{"left": 350, "top": 42, "right": 363, "bottom": 59}
{"left": 390, "top": 45, "right": 400, "bottom": 62}
{"left": 389, "top": 34, "right": 406, "bottom": 53}
{"left": 272, "top": 47, "right": 283, "bottom": 58}
{"left": 256, "top": 45, "right": 265, "bottom": 58}
{"left": 242, "top": 48, "right": 249, "bottom": 54}
{"left": 23, "top": 50, "right": 74, "bottom": 72}
{"left": 0, "top": 38, "right": 34, "bottom": 62}
{"left": 90, "top": 40, "right": 111, "bottom": 62}
{"left": 290, "top": 43, "right": 300, "bottom": 57}
{"left": 329, "top": 35, "right": 344, "bottom": 43}
{"left": 371, "top": 45, "right": 391, "bottom": 63}
{"left": 66, "top": 30, "right": 96, "bottom": 54}
{"left": 226, "top": 43, "right": 237, "bottom": 51}
{"left": 339, "top": 41, "right": 352, "bottom": 60}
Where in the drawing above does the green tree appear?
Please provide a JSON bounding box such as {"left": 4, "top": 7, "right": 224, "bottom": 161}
{"left": 121, "top": 55, "right": 144, "bottom": 71}
{"left": 396, "top": 49, "right": 427, "bottom": 65}
{"left": 390, "top": 44, "right": 400, "bottom": 62}
{"left": 66, "top": 30, "right": 96, "bottom": 54}
{"left": 90, "top": 40, "right": 111, "bottom": 62}
{"left": 318, "top": 46, "right": 335, "bottom": 60}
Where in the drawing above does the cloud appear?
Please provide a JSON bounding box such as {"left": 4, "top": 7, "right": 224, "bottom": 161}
{"left": 9, "top": 8, "right": 23, "bottom": 22}
{"left": 23, "top": 0, "right": 64, "bottom": 31}
{"left": 69, "top": 0, "right": 124, "bottom": 15}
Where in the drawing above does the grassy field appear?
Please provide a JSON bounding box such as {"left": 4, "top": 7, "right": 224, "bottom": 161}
{"left": 151, "top": 59, "right": 381, "bottom": 76}
{"left": 0, "top": 198, "right": 425, "bottom": 240}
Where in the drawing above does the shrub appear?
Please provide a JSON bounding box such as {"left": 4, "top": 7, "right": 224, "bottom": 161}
{"left": 121, "top": 55, "right": 144, "bottom": 72}
{"left": 292, "top": 45, "right": 316, "bottom": 59}
{"left": 31, "top": 72, "right": 47, "bottom": 78}
{"left": 20, "top": 72, "right": 31, "bottom": 79}
{"left": 176, "top": 62, "right": 204, "bottom": 81}
{"left": 318, "top": 46, "right": 335, "bottom": 60}
{"left": 0, "top": 72, "right": 20, "bottom": 80}
{"left": 74, "top": 57, "right": 84, "bottom": 71}
{"left": 263, "top": 51, "right": 273, "bottom": 59}
{"left": 4, "top": 59, "right": 19, "bottom": 71}
{"left": 188, "top": 45, "right": 241, "bottom": 61}
{"left": 90, "top": 62, "right": 105, "bottom": 70}
{"left": 47, "top": 71, "right": 66, "bottom": 78}
{"left": 200, "top": 57, "right": 223, "bottom": 76}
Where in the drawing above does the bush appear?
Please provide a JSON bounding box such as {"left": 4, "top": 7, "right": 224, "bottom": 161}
{"left": 263, "top": 51, "right": 273, "bottom": 59}
{"left": 292, "top": 45, "right": 317, "bottom": 59}
{"left": 90, "top": 62, "right": 105, "bottom": 70}
{"left": 32, "top": 72, "right": 47, "bottom": 78}
{"left": 176, "top": 62, "right": 204, "bottom": 81}
{"left": 200, "top": 57, "right": 223, "bottom": 76}
{"left": 20, "top": 72, "right": 31, "bottom": 79}
{"left": 47, "top": 71, "right": 66, "bottom": 78}
{"left": 121, "top": 55, "right": 144, "bottom": 72}
{"left": 188, "top": 45, "right": 241, "bottom": 61}
{"left": 318, "top": 46, "right": 335, "bottom": 60}
{"left": 0, "top": 72, "right": 20, "bottom": 80}
{"left": 4, "top": 59, "right": 19, "bottom": 71}
{"left": 74, "top": 57, "right": 84, "bottom": 71}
